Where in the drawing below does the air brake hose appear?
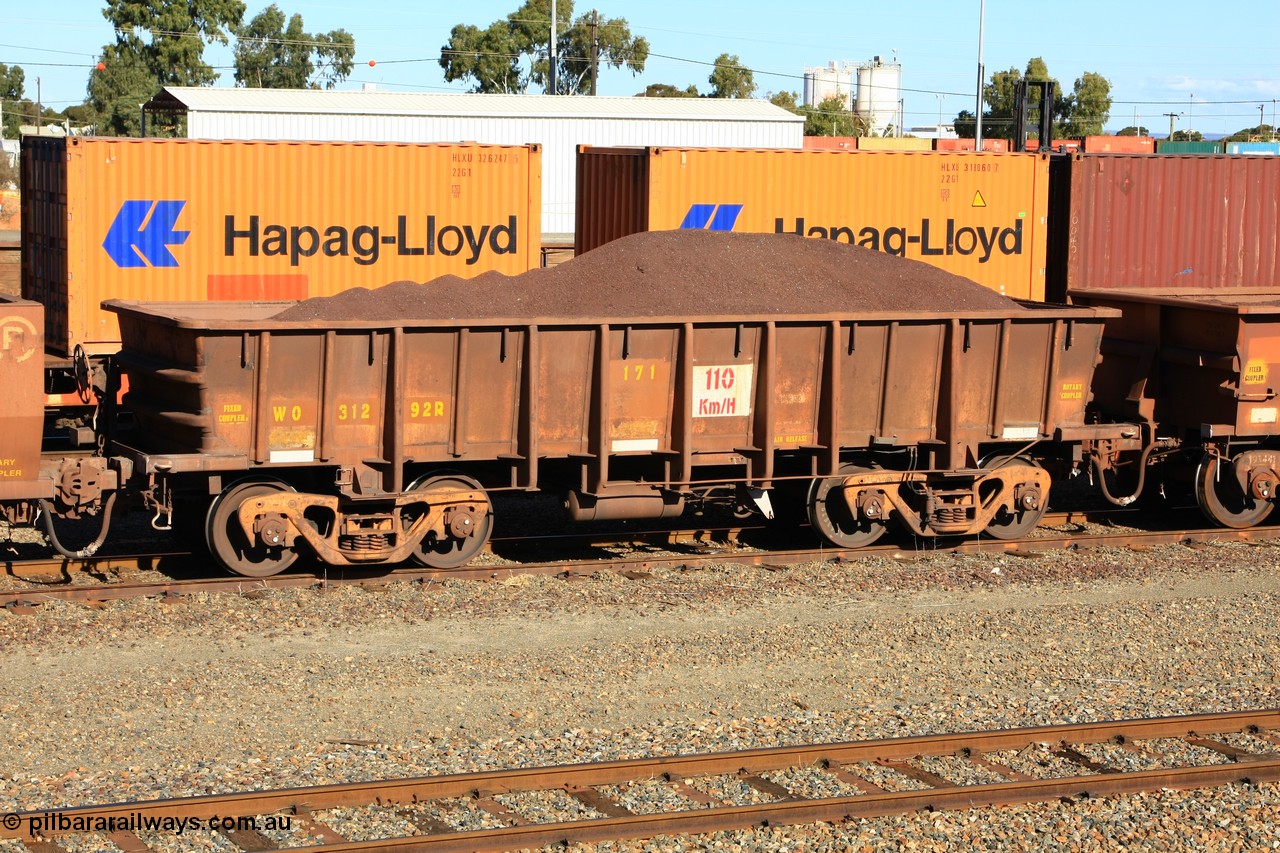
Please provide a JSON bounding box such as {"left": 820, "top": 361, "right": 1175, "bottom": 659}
{"left": 1090, "top": 442, "right": 1157, "bottom": 507}
{"left": 38, "top": 492, "right": 118, "bottom": 559}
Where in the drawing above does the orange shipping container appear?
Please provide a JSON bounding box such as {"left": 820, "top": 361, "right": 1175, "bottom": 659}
{"left": 21, "top": 136, "right": 542, "bottom": 355}
{"left": 1080, "top": 135, "right": 1155, "bottom": 154}
{"left": 576, "top": 147, "right": 1049, "bottom": 300}
{"left": 933, "top": 138, "right": 1011, "bottom": 153}
{"left": 854, "top": 137, "right": 932, "bottom": 152}
{"left": 802, "top": 137, "right": 857, "bottom": 150}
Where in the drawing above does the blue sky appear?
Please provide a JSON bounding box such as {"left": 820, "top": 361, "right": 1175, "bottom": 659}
{"left": 6, "top": 0, "right": 1279, "bottom": 135}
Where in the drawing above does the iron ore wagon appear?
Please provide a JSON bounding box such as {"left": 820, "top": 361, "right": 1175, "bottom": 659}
{"left": 101, "top": 231, "right": 1120, "bottom": 576}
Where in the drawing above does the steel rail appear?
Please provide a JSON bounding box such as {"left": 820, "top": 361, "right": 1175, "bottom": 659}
{"left": 5, "top": 710, "right": 1278, "bottom": 852}
{"left": 0, "top": 508, "right": 1118, "bottom": 578}
{"left": 4, "top": 520, "right": 1280, "bottom": 610}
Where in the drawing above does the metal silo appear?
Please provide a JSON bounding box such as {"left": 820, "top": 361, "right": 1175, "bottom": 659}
{"left": 803, "top": 61, "right": 856, "bottom": 108}
{"left": 855, "top": 57, "right": 902, "bottom": 136}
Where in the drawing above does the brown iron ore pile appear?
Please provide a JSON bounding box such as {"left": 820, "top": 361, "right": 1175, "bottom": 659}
{"left": 1, "top": 539, "right": 1279, "bottom": 851}
{"left": 275, "top": 229, "right": 1021, "bottom": 322}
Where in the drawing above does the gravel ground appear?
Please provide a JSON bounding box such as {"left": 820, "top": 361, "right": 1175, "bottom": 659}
{"left": 0, "top": 539, "right": 1278, "bottom": 850}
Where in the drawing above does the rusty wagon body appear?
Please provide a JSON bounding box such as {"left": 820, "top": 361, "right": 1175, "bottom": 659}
{"left": 102, "top": 297, "right": 1117, "bottom": 575}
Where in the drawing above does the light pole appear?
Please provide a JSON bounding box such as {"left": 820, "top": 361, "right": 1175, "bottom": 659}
{"left": 936, "top": 93, "right": 944, "bottom": 135}
{"left": 975, "top": 0, "right": 986, "bottom": 148}
{"left": 549, "top": 0, "right": 557, "bottom": 95}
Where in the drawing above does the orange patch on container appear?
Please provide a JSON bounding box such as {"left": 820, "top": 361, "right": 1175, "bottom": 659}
{"left": 208, "top": 274, "right": 310, "bottom": 301}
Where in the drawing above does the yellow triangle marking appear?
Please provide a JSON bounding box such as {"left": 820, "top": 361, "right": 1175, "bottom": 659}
{"left": 972, "top": 190, "right": 987, "bottom": 208}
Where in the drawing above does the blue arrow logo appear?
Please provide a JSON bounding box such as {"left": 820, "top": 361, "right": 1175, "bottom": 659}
{"left": 102, "top": 200, "right": 190, "bottom": 268}
{"left": 679, "top": 203, "right": 743, "bottom": 232}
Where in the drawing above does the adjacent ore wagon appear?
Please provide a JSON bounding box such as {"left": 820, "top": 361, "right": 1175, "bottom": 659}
{"left": 1072, "top": 288, "right": 1280, "bottom": 528}
{"left": 104, "top": 230, "right": 1119, "bottom": 576}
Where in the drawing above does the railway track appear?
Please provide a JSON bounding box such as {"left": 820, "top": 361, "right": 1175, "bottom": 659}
{"left": 3, "top": 710, "right": 1277, "bottom": 852}
{"left": 3, "top": 511, "right": 1278, "bottom": 610}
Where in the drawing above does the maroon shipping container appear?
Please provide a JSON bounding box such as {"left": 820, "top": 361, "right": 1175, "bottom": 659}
{"left": 1079, "top": 135, "right": 1155, "bottom": 154}
{"left": 1066, "top": 155, "right": 1280, "bottom": 292}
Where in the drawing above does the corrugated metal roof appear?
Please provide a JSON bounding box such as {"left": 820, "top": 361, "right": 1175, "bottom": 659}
{"left": 153, "top": 87, "right": 803, "bottom": 123}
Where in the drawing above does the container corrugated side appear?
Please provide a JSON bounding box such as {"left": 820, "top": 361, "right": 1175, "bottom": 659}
{"left": 1080, "top": 135, "right": 1155, "bottom": 153}
{"left": 855, "top": 137, "right": 933, "bottom": 151}
{"left": 22, "top": 136, "right": 542, "bottom": 356}
{"left": 1066, "top": 154, "right": 1280, "bottom": 292}
{"left": 1226, "top": 142, "right": 1280, "bottom": 156}
{"left": 934, "top": 139, "right": 1010, "bottom": 152}
{"left": 577, "top": 147, "right": 1049, "bottom": 300}
{"left": 574, "top": 146, "right": 651, "bottom": 260}
{"left": 802, "top": 137, "right": 857, "bottom": 150}
{"left": 1156, "top": 140, "right": 1223, "bottom": 154}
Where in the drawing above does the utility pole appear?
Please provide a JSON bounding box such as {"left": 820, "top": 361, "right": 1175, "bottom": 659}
{"left": 548, "top": 0, "right": 557, "bottom": 95}
{"left": 974, "top": 0, "right": 985, "bottom": 148}
{"left": 1260, "top": 104, "right": 1267, "bottom": 136}
{"left": 589, "top": 10, "right": 599, "bottom": 96}
{"left": 36, "top": 76, "right": 42, "bottom": 129}
{"left": 1163, "top": 112, "right": 1180, "bottom": 141}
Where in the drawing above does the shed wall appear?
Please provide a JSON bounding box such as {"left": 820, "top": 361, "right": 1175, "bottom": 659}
{"left": 188, "top": 113, "right": 803, "bottom": 239}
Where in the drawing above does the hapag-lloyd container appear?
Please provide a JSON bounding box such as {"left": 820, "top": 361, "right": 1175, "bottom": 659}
{"left": 575, "top": 146, "right": 1050, "bottom": 300}
{"left": 21, "top": 136, "right": 542, "bottom": 355}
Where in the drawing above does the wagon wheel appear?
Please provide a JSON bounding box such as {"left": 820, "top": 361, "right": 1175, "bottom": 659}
{"left": 979, "top": 456, "right": 1047, "bottom": 540}
{"left": 72, "top": 344, "right": 94, "bottom": 404}
{"left": 807, "top": 465, "right": 888, "bottom": 549}
{"left": 1195, "top": 453, "right": 1274, "bottom": 529}
{"left": 406, "top": 473, "right": 493, "bottom": 568}
{"left": 205, "top": 478, "right": 300, "bottom": 577}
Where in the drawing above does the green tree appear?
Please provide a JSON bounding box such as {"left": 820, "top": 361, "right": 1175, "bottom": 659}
{"left": 1116, "top": 125, "right": 1149, "bottom": 136}
{"left": 1225, "top": 124, "right": 1275, "bottom": 142}
{"left": 87, "top": 45, "right": 160, "bottom": 136}
{"left": 234, "top": 4, "right": 355, "bottom": 89}
{"left": 1061, "top": 71, "right": 1111, "bottom": 136}
{"left": 957, "top": 57, "right": 1108, "bottom": 141}
{"left": 799, "top": 94, "right": 865, "bottom": 137}
{"left": 707, "top": 53, "right": 755, "bottom": 99}
{"left": 554, "top": 8, "right": 647, "bottom": 95}
{"left": 1171, "top": 129, "right": 1205, "bottom": 142}
{"left": 767, "top": 90, "right": 800, "bottom": 112}
{"left": 0, "top": 64, "right": 26, "bottom": 138}
{"left": 90, "top": 0, "right": 247, "bottom": 135}
{"left": 440, "top": 20, "right": 524, "bottom": 93}
{"left": 441, "top": 1, "right": 647, "bottom": 95}
{"left": 640, "top": 83, "right": 698, "bottom": 97}
{"left": 979, "top": 57, "right": 1061, "bottom": 139}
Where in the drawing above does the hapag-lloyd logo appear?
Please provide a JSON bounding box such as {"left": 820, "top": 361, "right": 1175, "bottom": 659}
{"left": 224, "top": 214, "right": 519, "bottom": 266}
{"left": 678, "top": 203, "right": 1024, "bottom": 263}
{"left": 100, "top": 201, "right": 520, "bottom": 269}
{"left": 102, "top": 200, "right": 190, "bottom": 268}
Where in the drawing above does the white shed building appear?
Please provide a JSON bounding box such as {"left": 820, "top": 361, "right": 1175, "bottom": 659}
{"left": 145, "top": 88, "right": 805, "bottom": 242}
